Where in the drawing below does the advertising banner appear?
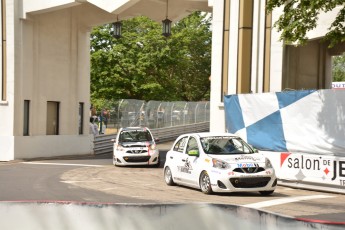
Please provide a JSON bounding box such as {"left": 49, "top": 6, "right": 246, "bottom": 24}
{"left": 224, "top": 89, "right": 345, "bottom": 156}
{"left": 279, "top": 152, "right": 345, "bottom": 187}
{"left": 332, "top": 82, "right": 345, "bottom": 89}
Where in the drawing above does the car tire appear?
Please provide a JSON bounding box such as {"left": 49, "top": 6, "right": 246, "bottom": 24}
{"left": 164, "top": 166, "right": 175, "bottom": 186}
{"left": 199, "top": 171, "right": 213, "bottom": 194}
{"left": 259, "top": 190, "right": 274, "bottom": 196}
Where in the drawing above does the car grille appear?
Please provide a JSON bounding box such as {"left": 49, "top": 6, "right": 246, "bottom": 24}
{"left": 229, "top": 177, "right": 271, "bottom": 188}
{"left": 233, "top": 167, "right": 265, "bottom": 173}
{"left": 126, "top": 149, "right": 148, "bottom": 154}
{"left": 123, "top": 156, "right": 151, "bottom": 163}
{"left": 124, "top": 144, "right": 146, "bottom": 147}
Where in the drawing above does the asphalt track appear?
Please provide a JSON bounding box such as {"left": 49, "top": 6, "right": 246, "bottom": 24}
{"left": 1, "top": 141, "right": 345, "bottom": 226}
{"left": 59, "top": 142, "right": 345, "bottom": 225}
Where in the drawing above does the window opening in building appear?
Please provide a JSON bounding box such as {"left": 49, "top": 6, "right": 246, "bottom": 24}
{"left": 23, "top": 100, "right": 30, "bottom": 136}
{"left": 1, "top": 0, "right": 7, "bottom": 101}
{"left": 79, "top": 102, "right": 84, "bottom": 135}
{"left": 331, "top": 52, "right": 345, "bottom": 89}
{"left": 47, "top": 101, "right": 59, "bottom": 135}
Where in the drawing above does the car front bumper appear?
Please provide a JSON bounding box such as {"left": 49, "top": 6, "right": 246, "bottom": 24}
{"left": 113, "top": 150, "right": 160, "bottom": 166}
{"left": 209, "top": 168, "right": 277, "bottom": 193}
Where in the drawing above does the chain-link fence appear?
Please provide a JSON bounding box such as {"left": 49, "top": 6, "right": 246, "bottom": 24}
{"left": 94, "top": 99, "right": 210, "bottom": 134}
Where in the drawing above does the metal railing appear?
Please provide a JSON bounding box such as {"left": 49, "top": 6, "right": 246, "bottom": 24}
{"left": 92, "top": 99, "right": 210, "bottom": 134}
{"left": 93, "top": 122, "right": 210, "bottom": 155}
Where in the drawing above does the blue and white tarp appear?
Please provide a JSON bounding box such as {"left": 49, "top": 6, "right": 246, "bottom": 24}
{"left": 224, "top": 89, "right": 345, "bottom": 155}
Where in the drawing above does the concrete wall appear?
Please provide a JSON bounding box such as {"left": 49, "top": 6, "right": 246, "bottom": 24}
{"left": 0, "top": 202, "right": 342, "bottom": 230}
{"left": 0, "top": 1, "right": 127, "bottom": 161}
{"left": 21, "top": 10, "right": 83, "bottom": 136}
{"left": 0, "top": 3, "right": 96, "bottom": 161}
{"left": 18, "top": 6, "right": 92, "bottom": 159}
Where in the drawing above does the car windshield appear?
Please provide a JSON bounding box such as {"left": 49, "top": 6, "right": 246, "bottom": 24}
{"left": 119, "top": 130, "right": 153, "bottom": 142}
{"left": 200, "top": 136, "right": 254, "bottom": 155}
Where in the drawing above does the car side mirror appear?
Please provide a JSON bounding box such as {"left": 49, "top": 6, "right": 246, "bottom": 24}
{"left": 251, "top": 146, "right": 259, "bottom": 153}
{"left": 249, "top": 144, "right": 258, "bottom": 153}
{"left": 188, "top": 149, "right": 199, "bottom": 157}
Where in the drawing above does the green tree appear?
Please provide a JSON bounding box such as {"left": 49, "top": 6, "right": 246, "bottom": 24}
{"left": 170, "top": 12, "right": 212, "bottom": 101}
{"left": 90, "top": 12, "right": 211, "bottom": 108}
{"left": 266, "top": 0, "right": 345, "bottom": 47}
{"left": 333, "top": 53, "right": 345, "bottom": 82}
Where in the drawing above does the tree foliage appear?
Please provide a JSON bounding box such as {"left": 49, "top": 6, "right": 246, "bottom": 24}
{"left": 90, "top": 12, "right": 211, "bottom": 108}
{"left": 266, "top": 0, "right": 345, "bottom": 47}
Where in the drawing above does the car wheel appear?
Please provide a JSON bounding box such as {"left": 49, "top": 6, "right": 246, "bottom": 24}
{"left": 259, "top": 190, "right": 274, "bottom": 196}
{"left": 199, "top": 171, "right": 213, "bottom": 194}
{"left": 164, "top": 167, "right": 175, "bottom": 186}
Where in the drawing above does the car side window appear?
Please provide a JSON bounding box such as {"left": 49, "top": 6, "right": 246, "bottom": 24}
{"left": 186, "top": 137, "right": 198, "bottom": 154}
{"left": 173, "top": 137, "right": 188, "bottom": 153}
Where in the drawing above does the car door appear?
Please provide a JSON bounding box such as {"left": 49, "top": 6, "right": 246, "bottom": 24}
{"left": 179, "top": 136, "right": 201, "bottom": 187}
{"left": 167, "top": 136, "right": 189, "bottom": 183}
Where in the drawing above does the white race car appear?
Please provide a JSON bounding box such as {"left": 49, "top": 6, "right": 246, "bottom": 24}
{"left": 164, "top": 132, "right": 277, "bottom": 195}
{"left": 112, "top": 127, "right": 160, "bottom": 166}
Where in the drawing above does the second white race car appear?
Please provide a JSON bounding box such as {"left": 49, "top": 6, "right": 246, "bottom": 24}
{"left": 112, "top": 127, "right": 160, "bottom": 166}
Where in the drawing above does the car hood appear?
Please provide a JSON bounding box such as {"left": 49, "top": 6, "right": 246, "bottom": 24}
{"left": 120, "top": 141, "right": 153, "bottom": 148}
{"left": 210, "top": 153, "right": 266, "bottom": 163}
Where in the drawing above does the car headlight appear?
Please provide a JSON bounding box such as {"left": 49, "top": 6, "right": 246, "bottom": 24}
{"left": 145, "top": 142, "right": 156, "bottom": 150}
{"left": 150, "top": 143, "right": 156, "bottom": 150}
{"left": 115, "top": 144, "right": 124, "bottom": 151}
{"left": 265, "top": 158, "right": 273, "bottom": 168}
{"left": 212, "top": 158, "right": 231, "bottom": 169}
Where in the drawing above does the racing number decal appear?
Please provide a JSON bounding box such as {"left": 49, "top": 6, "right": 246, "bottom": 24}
{"left": 237, "top": 163, "right": 259, "bottom": 168}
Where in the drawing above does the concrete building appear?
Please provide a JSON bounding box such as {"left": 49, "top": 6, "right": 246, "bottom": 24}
{"left": 0, "top": 0, "right": 343, "bottom": 160}
{"left": 209, "top": 1, "right": 344, "bottom": 132}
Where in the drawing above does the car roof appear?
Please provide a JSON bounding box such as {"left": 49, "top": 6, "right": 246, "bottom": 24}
{"left": 184, "top": 132, "right": 240, "bottom": 138}
{"left": 120, "top": 127, "right": 150, "bottom": 131}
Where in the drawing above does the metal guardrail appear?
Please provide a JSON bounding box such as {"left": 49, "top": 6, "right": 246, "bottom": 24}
{"left": 93, "top": 134, "right": 116, "bottom": 155}
{"left": 93, "top": 122, "right": 210, "bottom": 155}
{"left": 150, "top": 122, "right": 210, "bottom": 142}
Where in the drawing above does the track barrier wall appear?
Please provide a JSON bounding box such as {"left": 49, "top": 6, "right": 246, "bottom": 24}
{"left": 224, "top": 89, "right": 345, "bottom": 194}
{"left": 0, "top": 202, "right": 343, "bottom": 230}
